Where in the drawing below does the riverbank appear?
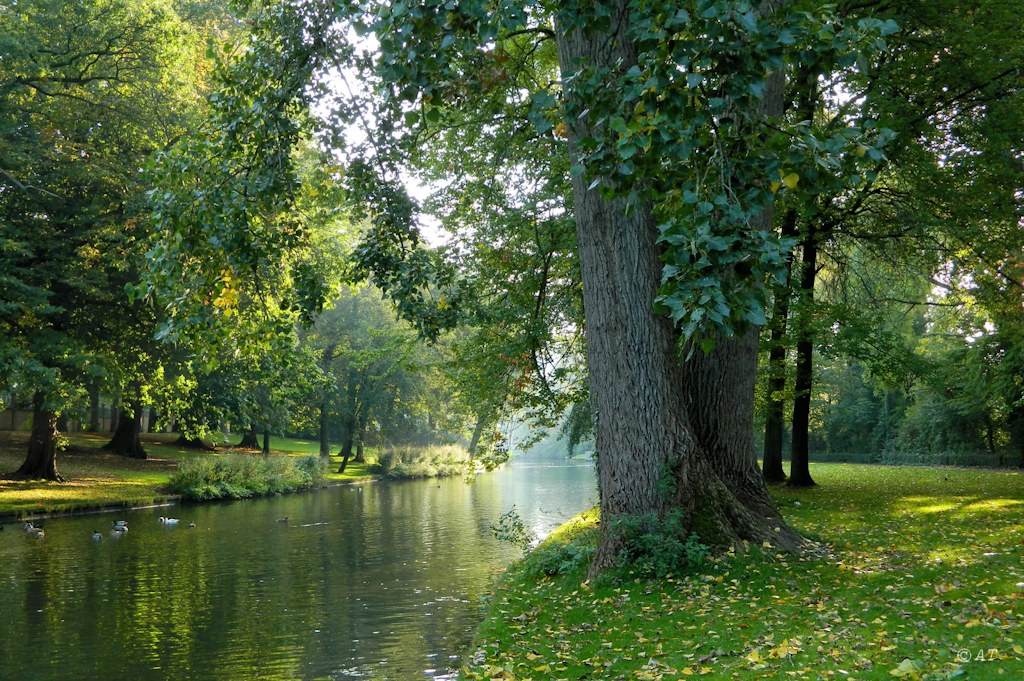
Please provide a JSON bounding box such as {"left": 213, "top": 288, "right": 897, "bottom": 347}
{"left": 462, "top": 463, "right": 1024, "bottom": 680}
{"left": 0, "top": 431, "right": 376, "bottom": 520}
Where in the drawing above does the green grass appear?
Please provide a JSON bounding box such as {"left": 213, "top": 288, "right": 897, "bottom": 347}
{"left": 0, "top": 431, "right": 376, "bottom": 516}
{"left": 464, "top": 464, "right": 1024, "bottom": 680}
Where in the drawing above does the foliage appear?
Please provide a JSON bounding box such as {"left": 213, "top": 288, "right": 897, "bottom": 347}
{"left": 609, "top": 511, "right": 709, "bottom": 579}
{"left": 369, "top": 444, "right": 469, "bottom": 479}
{"left": 466, "top": 464, "right": 1024, "bottom": 679}
{"left": 166, "top": 452, "right": 324, "bottom": 500}
{"left": 490, "top": 506, "right": 535, "bottom": 553}
{"left": 141, "top": 2, "right": 346, "bottom": 357}
{"left": 522, "top": 538, "right": 597, "bottom": 580}
{"left": 0, "top": 0, "right": 201, "bottom": 406}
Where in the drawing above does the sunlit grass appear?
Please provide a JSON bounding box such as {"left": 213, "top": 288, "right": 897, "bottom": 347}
{"left": 466, "top": 463, "right": 1024, "bottom": 680}
{"left": 0, "top": 430, "right": 378, "bottom": 516}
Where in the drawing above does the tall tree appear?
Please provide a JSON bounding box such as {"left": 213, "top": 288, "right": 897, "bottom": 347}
{"left": 145, "top": 0, "right": 896, "bottom": 569}
{"left": 0, "top": 0, "right": 202, "bottom": 479}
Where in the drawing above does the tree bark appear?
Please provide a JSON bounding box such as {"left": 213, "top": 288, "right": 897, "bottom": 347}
{"left": 15, "top": 393, "right": 64, "bottom": 481}
{"left": 789, "top": 229, "right": 818, "bottom": 487}
{"left": 262, "top": 429, "right": 271, "bottom": 455}
{"left": 555, "top": 2, "right": 812, "bottom": 574}
{"left": 103, "top": 399, "right": 147, "bottom": 459}
{"left": 237, "top": 423, "right": 259, "bottom": 448}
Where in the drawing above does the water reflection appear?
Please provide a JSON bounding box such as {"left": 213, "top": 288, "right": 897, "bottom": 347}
{"left": 0, "top": 455, "right": 595, "bottom": 680}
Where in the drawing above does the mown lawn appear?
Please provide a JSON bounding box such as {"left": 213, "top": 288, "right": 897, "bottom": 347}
{"left": 464, "top": 464, "right": 1023, "bottom": 680}
{"left": 0, "top": 430, "right": 375, "bottom": 516}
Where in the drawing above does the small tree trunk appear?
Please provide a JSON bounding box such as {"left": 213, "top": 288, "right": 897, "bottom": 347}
{"left": 15, "top": 393, "right": 64, "bottom": 481}
{"left": 761, "top": 211, "right": 798, "bottom": 483}
{"left": 337, "top": 448, "right": 351, "bottom": 474}
{"left": 88, "top": 384, "right": 102, "bottom": 432}
{"left": 467, "top": 416, "right": 487, "bottom": 457}
{"left": 237, "top": 424, "right": 259, "bottom": 449}
{"left": 789, "top": 229, "right": 818, "bottom": 487}
{"left": 353, "top": 410, "right": 367, "bottom": 464}
{"left": 103, "top": 400, "right": 147, "bottom": 459}
{"left": 319, "top": 399, "right": 331, "bottom": 457}
{"left": 262, "top": 429, "right": 271, "bottom": 455}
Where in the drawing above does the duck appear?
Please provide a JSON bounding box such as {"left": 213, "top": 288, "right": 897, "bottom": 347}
{"left": 92, "top": 531, "right": 102, "bottom": 541}
{"left": 24, "top": 521, "right": 39, "bottom": 533}
{"left": 28, "top": 527, "right": 44, "bottom": 539}
{"left": 158, "top": 516, "right": 180, "bottom": 525}
{"left": 111, "top": 524, "right": 128, "bottom": 533}
{"left": 276, "top": 516, "right": 289, "bottom": 523}
{"left": 112, "top": 520, "right": 128, "bottom": 529}
{"left": 188, "top": 522, "right": 196, "bottom": 528}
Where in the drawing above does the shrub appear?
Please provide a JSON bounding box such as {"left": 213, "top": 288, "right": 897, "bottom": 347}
{"left": 611, "top": 511, "right": 709, "bottom": 579}
{"left": 370, "top": 445, "right": 469, "bottom": 479}
{"left": 167, "top": 453, "right": 325, "bottom": 501}
{"left": 524, "top": 540, "right": 597, "bottom": 579}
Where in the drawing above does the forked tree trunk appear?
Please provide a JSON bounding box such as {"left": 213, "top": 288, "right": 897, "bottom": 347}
{"left": 103, "top": 400, "right": 147, "bottom": 459}
{"left": 16, "top": 393, "right": 64, "bottom": 481}
{"left": 555, "top": 0, "right": 814, "bottom": 573}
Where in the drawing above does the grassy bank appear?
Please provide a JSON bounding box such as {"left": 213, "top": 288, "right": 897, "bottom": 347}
{"left": 0, "top": 431, "right": 375, "bottom": 517}
{"left": 464, "top": 464, "right": 1024, "bottom": 680}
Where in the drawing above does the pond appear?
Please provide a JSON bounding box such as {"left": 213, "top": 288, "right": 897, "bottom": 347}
{"left": 0, "top": 455, "right": 596, "bottom": 680}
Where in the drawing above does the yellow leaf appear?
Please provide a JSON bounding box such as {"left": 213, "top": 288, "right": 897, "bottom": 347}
{"left": 770, "top": 181, "right": 781, "bottom": 193}
{"left": 782, "top": 173, "right": 800, "bottom": 189}
{"left": 747, "top": 650, "right": 762, "bottom": 664}
{"left": 1013, "top": 644, "right": 1023, "bottom": 655}
{"left": 889, "top": 659, "right": 921, "bottom": 677}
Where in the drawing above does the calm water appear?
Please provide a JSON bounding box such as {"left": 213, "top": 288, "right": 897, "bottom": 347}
{"left": 0, "top": 456, "right": 595, "bottom": 681}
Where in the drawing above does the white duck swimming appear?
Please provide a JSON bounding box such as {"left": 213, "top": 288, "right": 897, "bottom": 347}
{"left": 159, "top": 516, "right": 180, "bottom": 524}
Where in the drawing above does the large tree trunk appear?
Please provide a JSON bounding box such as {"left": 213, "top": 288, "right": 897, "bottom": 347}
{"left": 262, "top": 429, "right": 271, "bottom": 455}
{"left": 789, "top": 229, "right": 818, "bottom": 487}
{"left": 15, "top": 393, "right": 64, "bottom": 481}
{"left": 682, "top": 329, "right": 800, "bottom": 528}
{"left": 237, "top": 423, "right": 259, "bottom": 449}
{"left": 555, "top": 0, "right": 812, "bottom": 573}
{"left": 103, "top": 399, "right": 147, "bottom": 459}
